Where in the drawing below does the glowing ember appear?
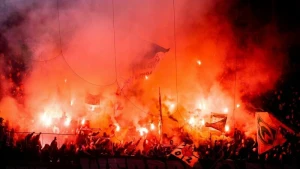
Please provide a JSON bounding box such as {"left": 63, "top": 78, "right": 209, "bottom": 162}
{"left": 138, "top": 127, "right": 148, "bottom": 136}
{"left": 236, "top": 104, "right": 240, "bottom": 108}
{"left": 115, "top": 124, "right": 120, "bottom": 132}
{"left": 40, "top": 113, "right": 52, "bottom": 127}
{"left": 197, "top": 60, "right": 201, "bottom": 65}
{"left": 145, "top": 75, "right": 149, "bottom": 80}
{"left": 223, "top": 107, "right": 228, "bottom": 113}
{"left": 198, "top": 103, "right": 206, "bottom": 110}
{"left": 189, "top": 117, "right": 195, "bottom": 126}
{"left": 150, "top": 123, "right": 155, "bottom": 130}
{"left": 201, "top": 119, "right": 205, "bottom": 126}
{"left": 64, "top": 117, "right": 71, "bottom": 127}
{"left": 225, "top": 125, "right": 230, "bottom": 132}
{"left": 81, "top": 119, "right": 85, "bottom": 125}
{"left": 70, "top": 99, "right": 75, "bottom": 106}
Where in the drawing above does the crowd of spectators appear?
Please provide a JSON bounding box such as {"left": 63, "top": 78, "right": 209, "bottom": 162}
{"left": 262, "top": 76, "right": 300, "bottom": 131}
{"left": 0, "top": 116, "right": 299, "bottom": 167}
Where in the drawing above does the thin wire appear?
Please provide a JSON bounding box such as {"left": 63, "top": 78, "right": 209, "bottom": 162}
{"left": 233, "top": 54, "right": 237, "bottom": 128}
{"left": 110, "top": 0, "right": 149, "bottom": 115}
{"left": 56, "top": 0, "right": 116, "bottom": 87}
{"left": 172, "top": 0, "right": 181, "bottom": 118}
{"left": 111, "top": 0, "right": 118, "bottom": 82}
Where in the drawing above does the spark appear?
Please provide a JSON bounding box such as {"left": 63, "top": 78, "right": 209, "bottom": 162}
{"left": 81, "top": 119, "right": 85, "bottom": 125}
{"left": 145, "top": 75, "right": 149, "bottom": 80}
{"left": 225, "top": 125, "right": 230, "bottom": 132}
{"left": 236, "top": 104, "right": 240, "bottom": 108}
{"left": 223, "top": 107, "right": 228, "bottom": 113}
{"left": 197, "top": 60, "right": 202, "bottom": 65}
{"left": 115, "top": 124, "right": 120, "bottom": 132}
{"left": 138, "top": 127, "right": 148, "bottom": 136}
{"left": 150, "top": 123, "right": 155, "bottom": 130}
{"left": 201, "top": 119, "right": 205, "bottom": 126}
{"left": 70, "top": 99, "right": 75, "bottom": 106}
{"left": 189, "top": 117, "right": 195, "bottom": 126}
{"left": 64, "top": 117, "right": 71, "bottom": 127}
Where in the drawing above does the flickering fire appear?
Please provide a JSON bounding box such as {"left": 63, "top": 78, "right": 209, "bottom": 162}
{"left": 201, "top": 119, "right": 205, "bottom": 126}
{"left": 197, "top": 60, "right": 201, "bottom": 65}
{"left": 70, "top": 99, "right": 75, "bottom": 106}
{"left": 64, "top": 117, "right": 71, "bottom": 127}
{"left": 225, "top": 125, "right": 230, "bottom": 132}
{"left": 223, "top": 107, "right": 228, "bottom": 113}
{"left": 40, "top": 113, "right": 52, "bottom": 127}
{"left": 150, "top": 123, "right": 155, "bottom": 130}
{"left": 115, "top": 124, "right": 120, "bottom": 132}
{"left": 189, "top": 117, "right": 195, "bottom": 126}
{"left": 81, "top": 119, "right": 85, "bottom": 125}
{"left": 138, "top": 127, "right": 148, "bottom": 136}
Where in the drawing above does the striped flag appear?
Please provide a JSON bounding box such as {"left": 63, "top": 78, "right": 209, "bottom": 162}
{"left": 205, "top": 117, "right": 227, "bottom": 132}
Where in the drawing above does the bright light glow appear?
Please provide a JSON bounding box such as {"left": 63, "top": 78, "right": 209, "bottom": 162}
{"left": 145, "top": 75, "right": 149, "bottom": 80}
{"left": 150, "top": 123, "right": 155, "bottom": 130}
{"left": 225, "top": 125, "right": 230, "bottom": 132}
{"left": 64, "top": 117, "right": 71, "bottom": 127}
{"left": 138, "top": 127, "right": 148, "bottom": 136}
{"left": 198, "top": 103, "right": 206, "bottom": 110}
{"left": 223, "top": 107, "right": 228, "bottom": 113}
{"left": 201, "top": 119, "right": 205, "bottom": 126}
{"left": 41, "top": 113, "right": 52, "bottom": 127}
{"left": 70, "top": 99, "right": 75, "bottom": 106}
{"left": 64, "top": 79, "right": 67, "bottom": 83}
{"left": 115, "top": 124, "right": 120, "bottom": 132}
{"left": 197, "top": 60, "right": 201, "bottom": 65}
{"left": 81, "top": 119, "right": 85, "bottom": 125}
{"left": 236, "top": 104, "right": 240, "bottom": 108}
{"left": 189, "top": 117, "right": 195, "bottom": 126}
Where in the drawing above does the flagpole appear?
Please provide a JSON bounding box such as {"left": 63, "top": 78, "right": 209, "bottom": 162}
{"left": 210, "top": 112, "right": 212, "bottom": 143}
{"left": 159, "top": 87, "right": 163, "bottom": 144}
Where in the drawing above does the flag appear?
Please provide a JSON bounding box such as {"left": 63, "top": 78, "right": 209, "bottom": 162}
{"left": 170, "top": 142, "right": 199, "bottom": 167}
{"left": 85, "top": 92, "right": 100, "bottom": 105}
{"left": 168, "top": 115, "right": 178, "bottom": 122}
{"left": 256, "top": 112, "right": 294, "bottom": 154}
{"left": 132, "top": 42, "right": 169, "bottom": 79}
{"left": 211, "top": 112, "right": 227, "bottom": 119}
{"left": 143, "top": 43, "right": 170, "bottom": 59}
{"left": 205, "top": 117, "right": 227, "bottom": 132}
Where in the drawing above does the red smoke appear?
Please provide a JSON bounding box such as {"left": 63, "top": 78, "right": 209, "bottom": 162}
{"left": 0, "top": 0, "right": 287, "bottom": 143}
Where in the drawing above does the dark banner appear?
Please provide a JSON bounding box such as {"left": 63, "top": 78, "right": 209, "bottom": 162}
{"left": 2, "top": 158, "right": 298, "bottom": 169}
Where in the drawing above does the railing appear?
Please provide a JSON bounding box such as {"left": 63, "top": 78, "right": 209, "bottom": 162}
{"left": 14, "top": 132, "right": 78, "bottom": 147}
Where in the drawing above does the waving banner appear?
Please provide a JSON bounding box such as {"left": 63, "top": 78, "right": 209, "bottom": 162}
{"left": 255, "top": 112, "right": 294, "bottom": 154}
{"left": 205, "top": 117, "right": 227, "bottom": 132}
{"left": 170, "top": 142, "right": 199, "bottom": 167}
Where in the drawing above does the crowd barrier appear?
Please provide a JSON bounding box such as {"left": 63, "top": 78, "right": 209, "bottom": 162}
{"left": 2, "top": 157, "right": 298, "bottom": 169}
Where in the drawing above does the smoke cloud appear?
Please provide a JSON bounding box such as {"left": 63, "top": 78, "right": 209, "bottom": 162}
{"left": 0, "top": 0, "right": 288, "bottom": 141}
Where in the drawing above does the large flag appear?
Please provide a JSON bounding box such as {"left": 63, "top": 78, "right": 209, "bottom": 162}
{"left": 211, "top": 112, "right": 227, "bottom": 119}
{"left": 205, "top": 117, "right": 227, "bottom": 132}
{"left": 170, "top": 142, "right": 199, "bottom": 167}
{"left": 132, "top": 42, "right": 169, "bottom": 80}
{"left": 256, "top": 112, "right": 294, "bottom": 154}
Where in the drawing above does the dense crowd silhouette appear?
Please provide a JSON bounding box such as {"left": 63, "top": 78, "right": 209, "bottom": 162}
{"left": 0, "top": 116, "right": 299, "bottom": 167}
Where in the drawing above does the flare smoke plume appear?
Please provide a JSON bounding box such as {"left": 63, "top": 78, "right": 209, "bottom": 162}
{"left": 0, "top": 0, "right": 287, "bottom": 139}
